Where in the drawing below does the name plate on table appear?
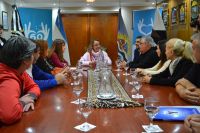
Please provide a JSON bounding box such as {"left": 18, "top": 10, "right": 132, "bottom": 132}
{"left": 87, "top": 70, "right": 142, "bottom": 108}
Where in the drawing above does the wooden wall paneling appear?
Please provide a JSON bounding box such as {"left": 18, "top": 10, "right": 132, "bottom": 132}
{"left": 89, "top": 13, "right": 118, "bottom": 64}
{"left": 62, "top": 13, "right": 118, "bottom": 66}
{"left": 62, "top": 14, "right": 89, "bottom": 66}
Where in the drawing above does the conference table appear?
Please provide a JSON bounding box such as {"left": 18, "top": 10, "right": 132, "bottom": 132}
{"left": 0, "top": 68, "right": 192, "bottom": 133}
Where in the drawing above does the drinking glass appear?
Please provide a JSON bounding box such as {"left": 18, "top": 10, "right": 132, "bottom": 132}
{"left": 134, "top": 81, "right": 142, "bottom": 98}
{"left": 129, "top": 68, "right": 137, "bottom": 84}
{"left": 79, "top": 97, "right": 94, "bottom": 131}
{"left": 71, "top": 69, "right": 79, "bottom": 85}
{"left": 115, "top": 59, "right": 121, "bottom": 72}
{"left": 73, "top": 81, "right": 83, "bottom": 102}
{"left": 144, "top": 97, "right": 159, "bottom": 131}
{"left": 123, "top": 65, "right": 130, "bottom": 76}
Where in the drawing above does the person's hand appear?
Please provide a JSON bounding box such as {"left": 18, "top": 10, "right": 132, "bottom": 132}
{"left": 55, "top": 73, "right": 66, "bottom": 84}
{"left": 89, "top": 61, "right": 96, "bottom": 68}
{"left": 135, "top": 68, "right": 143, "bottom": 73}
{"left": 23, "top": 102, "right": 34, "bottom": 112}
{"left": 61, "top": 66, "right": 71, "bottom": 77}
{"left": 185, "top": 114, "right": 200, "bottom": 133}
{"left": 19, "top": 94, "right": 34, "bottom": 105}
{"left": 179, "top": 87, "right": 200, "bottom": 104}
{"left": 120, "top": 61, "right": 126, "bottom": 68}
{"left": 141, "top": 75, "right": 151, "bottom": 83}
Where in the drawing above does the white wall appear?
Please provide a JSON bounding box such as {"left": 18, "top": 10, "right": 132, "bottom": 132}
{"left": 0, "top": 1, "right": 12, "bottom": 39}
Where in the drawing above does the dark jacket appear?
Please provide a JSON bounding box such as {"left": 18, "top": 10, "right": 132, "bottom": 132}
{"left": 36, "top": 57, "right": 54, "bottom": 74}
{"left": 129, "top": 47, "right": 159, "bottom": 68}
{"left": 150, "top": 58, "right": 193, "bottom": 87}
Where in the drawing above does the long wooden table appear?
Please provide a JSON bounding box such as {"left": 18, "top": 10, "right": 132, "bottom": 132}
{"left": 0, "top": 69, "right": 192, "bottom": 133}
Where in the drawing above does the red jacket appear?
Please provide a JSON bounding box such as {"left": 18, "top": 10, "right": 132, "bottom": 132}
{"left": 0, "top": 63, "right": 40, "bottom": 124}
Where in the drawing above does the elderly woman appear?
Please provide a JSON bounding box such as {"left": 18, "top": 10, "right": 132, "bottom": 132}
{"left": 143, "top": 38, "right": 194, "bottom": 86}
{"left": 79, "top": 40, "right": 112, "bottom": 66}
{"left": 0, "top": 36, "right": 40, "bottom": 124}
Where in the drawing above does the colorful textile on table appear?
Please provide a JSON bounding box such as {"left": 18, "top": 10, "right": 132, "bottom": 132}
{"left": 87, "top": 70, "right": 142, "bottom": 108}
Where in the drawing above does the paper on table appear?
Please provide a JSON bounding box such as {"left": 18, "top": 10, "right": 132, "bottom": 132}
{"left": 132, "top": 94, "right": 144, "bottom": 98}
{"left": 74, "top": 122, "right": 96, "bottom": 132}
{"left": 142, "top": 125, "right": 163, "bottom": 133}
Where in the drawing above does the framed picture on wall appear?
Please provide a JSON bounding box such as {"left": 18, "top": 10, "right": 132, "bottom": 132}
{"left": 171, "top": 7, "right": 177, "bottom": 24}
{"left": 162, "top": 10, "right": 168, "bottom": 27}
{"left": 179, "top": 3, "right": 186, "bottom": 23}
{"left": 2, "top": 11, "right": 8, "bottom": 30}
{"left": 191, "top": 0, "right": 199, "bottom": 21}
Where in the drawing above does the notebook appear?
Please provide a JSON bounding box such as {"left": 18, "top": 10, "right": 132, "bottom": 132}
{"left": 153, "top": 106, "right": 200, "bottom": 121}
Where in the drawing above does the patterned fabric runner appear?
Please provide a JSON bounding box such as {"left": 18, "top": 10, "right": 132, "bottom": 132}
{"left": 87, "top": 70, "right": 142, "bottom": 108}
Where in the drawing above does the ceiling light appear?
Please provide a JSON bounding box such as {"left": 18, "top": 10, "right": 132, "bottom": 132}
{"left": 86, "top": 0, "right": 95, "bottom": 3}
{"left": 152, "top": 2, "right": 155, "bottom": 5}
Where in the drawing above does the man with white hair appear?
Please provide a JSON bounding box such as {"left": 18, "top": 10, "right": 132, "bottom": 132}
{"left": 123, "top": 36, "right": 159, "bottom": 69}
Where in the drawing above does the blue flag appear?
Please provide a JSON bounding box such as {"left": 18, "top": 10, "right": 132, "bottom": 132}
{"left": 117, "top": 8, "right": 131, "bottom": 62}
{"left": 18, "top": 8, "right": 52, "bottom": 46}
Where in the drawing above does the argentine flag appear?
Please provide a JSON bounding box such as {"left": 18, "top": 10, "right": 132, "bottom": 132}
{"left": 52, "top": 9, "right": 70, "bottom": 65}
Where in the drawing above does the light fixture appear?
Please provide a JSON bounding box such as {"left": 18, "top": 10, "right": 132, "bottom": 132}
{"left": 86, "top": 0, "right": 95, "bottom": 3}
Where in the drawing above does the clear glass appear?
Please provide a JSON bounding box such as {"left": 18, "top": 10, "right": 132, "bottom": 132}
{"left": 124, "top": 66, "right": 129, "bottom": 76}
{"left": 71, "top": 69, "right": 79, "bottom": 85}
{"left": 134, "top": 81, "right": 142, "bottom": 98}
{"left": 73, "top": 81, "right": 83, "bottom": 100}
{"left": 79, "top": 97, "right": 93, "bottom": 131}
{"left": 115, "top": 59, "right": 121, "bottom": 72}
{"left": 129, "top": 68, "right": 137, "bottom": 84}
{"left": 72, "top": 79, "right": 83, "bottom": 113}
{"left": 144, "top": 97, "right": 159, "bottom": 131}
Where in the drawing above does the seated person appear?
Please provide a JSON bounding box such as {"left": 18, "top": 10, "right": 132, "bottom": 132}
{"left": 121, "top": 36, "right": 159, "bottom": 69}
{"left": 26, "top": 42, "right": 69, "bottom": 90}
{"left": 184, "top": 114, "right": 200, "bottom": 133}
{"left": 142, "top": 39, "right": 194, "bottom": 87}
{"left": 80, "top": 40, "right": 112, "bottom": 66}
{"left": 190, "top": 13, "right": 200, "bottom": 33}
{"left": 34, "top": 40, "right": 62, "bottom": 75}
{"left": 0, "top": 24, "right": 6, "bottom": 47}
{"left": 136, "top": 40, "right": 171, "bottom": 76}
{"left": 176, "top": 33, "right": 200, "bottom": 105}
{"left": 49, "top": 39, "right": 68, "bottom": 68}
{"left": 0, "top": 36, "right": 40, "bottom": 124}
{"left": 133, "top": 36, "right": 142, "bottom": 62}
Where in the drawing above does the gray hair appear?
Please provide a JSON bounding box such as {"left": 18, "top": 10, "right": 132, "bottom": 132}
{"left": 191, "top": 32, "right": 200, "bottom": 48}
{"left": 141, "top": 36, "right": 156, "bottom": 47}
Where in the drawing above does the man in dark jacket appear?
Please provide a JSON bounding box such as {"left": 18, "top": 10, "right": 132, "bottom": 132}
{"left": 121, "top": 36, "right": 159, "bottom": 69}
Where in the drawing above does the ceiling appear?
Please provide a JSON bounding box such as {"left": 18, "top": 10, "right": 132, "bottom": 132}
{"left": 3, "top": 0, "right": 163, "bottom": 8}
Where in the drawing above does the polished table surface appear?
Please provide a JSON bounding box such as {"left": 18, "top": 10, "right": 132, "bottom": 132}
{"left": 0, "top": 69, "right": 192, "bottom": 133}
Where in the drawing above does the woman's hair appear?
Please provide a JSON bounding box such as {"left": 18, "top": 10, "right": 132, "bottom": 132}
{"left": 87, "top": 39, "right": 100, "bottom": 52}
{"left": 51, "top": 39, "right": 65, "bottom": 62}
{"left": 34, "top": 40, "right": 48, "bottom": 58}
{"left": 157, "top": 40, "right": 167, "bottom": 69}
{"left": 0, "top": 36, "right": 35, "bottom": 69}
{"left": 170, "top": 38, "right": 195, "bottom": 62}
